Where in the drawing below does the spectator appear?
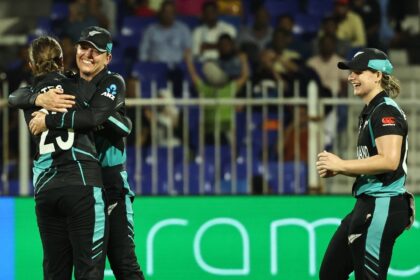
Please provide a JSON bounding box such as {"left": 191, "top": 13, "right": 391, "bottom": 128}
{"left": 276, "top": 14, "right": 295, "bottom": 34}
{"left": 175, "top": 0, "right": 206, "bottom": 16}
{"left": 96, "top": 0, "right": 118, "bottom": 35}
{"left": 60, "top": 35, "right": 77, "bottom": 72}
{"left": 149, "top": 0, "right": 165, "bottom": 11}
{"left": 251, "top": 49, "right": 284, "bottom": 100}
{"left": 184, "top": 34, "right": 249, "bottom": 145}
{"left": 142, "top": 88, "right": 182, "bottom": 147}
{"left": 307, "top": 34, "right": 348, "bottom": 148}
{"left": 307, "top": 35, "right": 348, "bottom": 101}
{"left": 238, "top": 5, "right": 273, "bottom": 65}
{"left": 333, "top": 0, "right": 366, "bottom": 48}
{"left": 270, "top": 29, "right": 301, "bottom": 82}
{"left": 314, "top": 16, "right": 351, "bottom": 58}
{"left": 192, "top": 1, "right": 236, "bottom": 61}
{"left": 134, "top": 0, "right": 156, "bottom": 17}
{"left": 217, "top": 0, "right": 243, "bottom": 16}
{"left": 351, "top": 0, "right": 382, "bottom": 48}
{"left": 60, "top": 0, "right": 99, "bottom": 42}
{"left": 138, "top": 0, "right": 191, "bottom": 65}
{"left": 276, "top": 13, "right": 312, "bottom": 59}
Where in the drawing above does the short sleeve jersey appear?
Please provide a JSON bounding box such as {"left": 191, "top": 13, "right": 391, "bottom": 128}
{"left": 353, "top": 91, "right": 408, "bottom": 197}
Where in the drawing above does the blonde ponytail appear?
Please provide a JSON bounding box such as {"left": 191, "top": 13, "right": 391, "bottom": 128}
{"left": 381, "top": 74, "right": 401, "bottom": 99}
{"left": 29, "top": 36, "right": 63, "bottom": 76}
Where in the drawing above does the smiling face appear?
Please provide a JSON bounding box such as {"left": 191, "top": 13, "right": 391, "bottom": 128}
{"left": 348, "top": 69, "right": 382, "bottom": 103}
{"left": 76, "top": 42, "right": 111, "bottom": 81}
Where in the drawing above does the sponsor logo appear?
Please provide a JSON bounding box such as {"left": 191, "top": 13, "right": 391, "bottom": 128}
{"left": 101, "top": 91, "right": 116, "bottom": 100}
{"left": 107, "top": 84, "right": 117, "bottom": 95}
{"left": 144, "top": 217, "right": 420, "bottom": 277}
{"left": 101, "top": 84, "right": 117, "bottom": 100}
{"left": 382, "top": 116, "right": 396, "bottom": 126}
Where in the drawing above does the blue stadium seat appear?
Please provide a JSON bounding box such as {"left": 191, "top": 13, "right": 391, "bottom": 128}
{"left": 264, "top": 0, "right": 300, "bottom": 18}
{"left": 131, "top": 61, "right": 169, "bottom": 97}
{"left": 108, "top": 61, "right": 128, "bottom": 77}
{"left": 141, "top": 146, "right": 185, "bottom": 195}
{"left": 219, "top": 15, "right": 242, "bottom": 31}
{"left": 306, "top": 0, "right": 334, "bottom": 17}
{"left": 235, "top": 111, "right": 247, "bottom": 147}
{"left": 177, "top": 15, "right": 200, "bottom": 30}
{"left": 294, "top": 13, "right": 321, "bottom": 34}
{"left": 181, "top": 145, "right": 232, "bottom": 194}
{"left": 221, "top": 155, "right": 249, "bottom": 194}
{"left": 121, "top": 16, "right": 156, "bottom": 38}
{"left": 186, "top": 106, "right": 200, "bottom": 152}
{"left": 119, "top": 16, "right": 156, "bottom": 55}
{"left": 50, "top": 2, "right": 69, "bottom": 20}
{"left": 179, "top": 160, "right": 215, "bottom": 195}
{"left": 267, "top": 161, "right": 308, "bottom": 194}
{"left": 35, "top": 17, "right": 52, "bottom": 35}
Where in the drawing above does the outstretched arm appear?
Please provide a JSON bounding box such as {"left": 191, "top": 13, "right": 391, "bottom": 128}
{"left": 9, "top": 87, "right": 75, "bottom": 112}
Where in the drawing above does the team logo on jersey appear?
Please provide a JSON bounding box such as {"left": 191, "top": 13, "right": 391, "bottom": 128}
{"left": 101, "top": 84, "right": 117, "bottom": 100}
{"left": 382, "top": 116, "right": 396, "bottom": 126}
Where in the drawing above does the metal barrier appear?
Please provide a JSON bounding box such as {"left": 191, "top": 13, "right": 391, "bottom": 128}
{"left": 1, "top": 73, "right": 9, "bottom": 195}
{"left": 1, "top": 78, "right": 420, "bottom": 195}
{"left": 125, "top": 79, "right": 312, "bottom": 195}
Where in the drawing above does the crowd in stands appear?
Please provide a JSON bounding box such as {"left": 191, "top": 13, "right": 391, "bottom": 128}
{"left": 1, "top": 0, "right": 420, "bottom": 194}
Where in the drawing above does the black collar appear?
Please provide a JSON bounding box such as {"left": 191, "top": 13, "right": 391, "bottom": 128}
{"left": 32, "top": 71, "right": 65, "bottom": 85}
{"left": 76, "top": 68, "right": 109, "bottom": 86}
{"left": 361, "top": 91, "right": 388, "bottom": 117}
{"left": 89, "top": 67, "right": 109, "bottom": 87}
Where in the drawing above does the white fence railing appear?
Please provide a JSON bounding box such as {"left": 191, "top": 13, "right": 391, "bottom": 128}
{"left": 1, "top": 78, "right": 420, "bottom": 195}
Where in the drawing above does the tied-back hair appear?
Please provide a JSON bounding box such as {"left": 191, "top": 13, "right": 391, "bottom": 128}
{"left": 381, "top": 73, "right": 401, "bottom": 99}
{"left": 29, "top": 36, "right": 63, "bottom": 76}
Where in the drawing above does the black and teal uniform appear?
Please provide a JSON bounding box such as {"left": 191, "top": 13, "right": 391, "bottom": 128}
{"left": 81, "top": 69, "right": 144, "bottom": 280}
{"left": 11, "top": 68, "right": 145, "bottom": 279}
{"left": 320, "top": 92, "right": 412, "bottom": 280}
{"left": 19, "top": 72, "right": 108, "bottom": 280}
{"left": 10, "top": 68, "right": 144, "bottom": 279}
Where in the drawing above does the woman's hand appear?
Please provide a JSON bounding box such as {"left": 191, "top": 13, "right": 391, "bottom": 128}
{"left": 316, "top": 151, "right": 343, "bottom": 178}
{"left": 35, "top": 88, "right": 75, "bottom": 112}
{"left": 29, "top": 110, "right": 48, "bottom": 135}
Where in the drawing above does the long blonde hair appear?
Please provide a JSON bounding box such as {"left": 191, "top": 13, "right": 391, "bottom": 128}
{"left": 28, "top": 36, "right": 63, "bottom": 76}
{"left": 381, "top": 73, "right": 401, "bottom": 99}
